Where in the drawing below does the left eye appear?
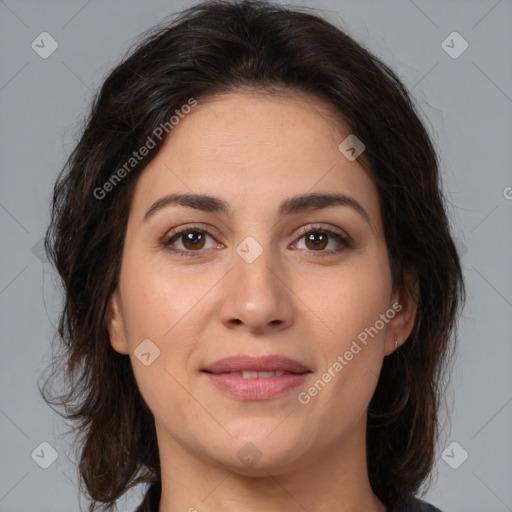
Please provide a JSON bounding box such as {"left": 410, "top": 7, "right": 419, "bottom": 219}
{"left": 292, "top": 228, "right": 350, "bottom": 253}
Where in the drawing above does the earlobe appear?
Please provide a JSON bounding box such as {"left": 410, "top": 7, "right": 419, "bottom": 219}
{"left": 105, "top": 290, "right": 130, "bottom": 355}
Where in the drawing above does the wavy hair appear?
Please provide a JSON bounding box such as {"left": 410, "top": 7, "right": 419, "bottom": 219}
{"left": 41, "top": 1, "right": 466, "bottom": 510}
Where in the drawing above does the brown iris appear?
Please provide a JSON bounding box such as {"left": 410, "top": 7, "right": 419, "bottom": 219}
{"left": 182, "top": 232, "right": 206, "bottom": 250}
{"left": 305, "top": 232, "right": 328, "bottom": 250}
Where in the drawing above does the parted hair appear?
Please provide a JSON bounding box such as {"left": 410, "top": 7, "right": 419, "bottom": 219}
{"left": 41, "top": 1, "right": 465, "bottom": 510}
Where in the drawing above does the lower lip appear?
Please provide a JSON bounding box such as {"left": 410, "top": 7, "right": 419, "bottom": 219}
{"left": 203, "top": 372, "right": 310, "bottom": 400}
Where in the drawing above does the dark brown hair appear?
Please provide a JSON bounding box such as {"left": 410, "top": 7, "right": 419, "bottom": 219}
{"left": 41, "top": 1, "right": 465, "bottom": 510}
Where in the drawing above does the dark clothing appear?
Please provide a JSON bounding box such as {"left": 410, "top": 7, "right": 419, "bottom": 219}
{"left": 393, "top": 495, "right": 444, "bottom": 512}
{"left": 134, "top": 480, "right": 444, "bottom": 512}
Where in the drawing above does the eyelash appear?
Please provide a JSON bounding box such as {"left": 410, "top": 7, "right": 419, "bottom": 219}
{"left": 161, "top": 224, "right": 351, "bottom": 258}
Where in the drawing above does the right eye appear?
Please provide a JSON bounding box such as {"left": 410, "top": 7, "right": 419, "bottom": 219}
{"left": 161, "top": 226, "right": 224, "bottom": 256}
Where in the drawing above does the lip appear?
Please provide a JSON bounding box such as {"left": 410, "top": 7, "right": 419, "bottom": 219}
{"left": 202, "top": 355, "right": 311, "bottom": 400}
{"left": 202, "top": 354, "right": 310, "bottom": 374}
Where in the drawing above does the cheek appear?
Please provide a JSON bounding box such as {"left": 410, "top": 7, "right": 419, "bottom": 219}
{"left": 295, "top": 257, "right": 390, "bottom": 407}
{"left": 115, "top": 254, "right": 194, "bottom": 400}
{"left": 297, "top": 259, "right": 391, "bottom": 347}
{"left": 119, "top": 250, "right": 207, "bottom": 343}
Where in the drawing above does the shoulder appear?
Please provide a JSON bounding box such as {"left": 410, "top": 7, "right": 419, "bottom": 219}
{"left": 390, "top": 495, "right": 444, "bottom": 512}
{"left": 134, "top": 480, "right": 161, "bottom": 512}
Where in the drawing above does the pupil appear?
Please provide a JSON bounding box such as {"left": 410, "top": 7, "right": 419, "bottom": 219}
{"left": 187, "top": 233, "right": 201, "bottom": 244}
{"left": 309, "top": 233, "right": 322, "bottom": 245}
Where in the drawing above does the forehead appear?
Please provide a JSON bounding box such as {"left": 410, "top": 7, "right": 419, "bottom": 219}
{"left": 129, "top": 91, "right": 380, "bottom": 227}
{"left": 164, "top": 90, "right": 351, "bottom": 168}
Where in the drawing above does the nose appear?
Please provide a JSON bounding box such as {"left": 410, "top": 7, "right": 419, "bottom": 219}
{"left": 218, "top": 244, "right": 295, "bottom": 334}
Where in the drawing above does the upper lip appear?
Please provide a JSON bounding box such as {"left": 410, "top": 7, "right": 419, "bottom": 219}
{"left": 202, "top": 355, "right": 311, "bottom": 374}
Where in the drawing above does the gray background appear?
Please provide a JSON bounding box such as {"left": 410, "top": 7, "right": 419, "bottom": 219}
{"left": 1, "top": 0, "right": 511, "bottom": 511}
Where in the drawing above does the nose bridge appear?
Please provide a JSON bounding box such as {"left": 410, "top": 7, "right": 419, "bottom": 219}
{"left": 218, "top": 233, "right": 294, "bottom": 331}
{"left": 232, "top": 234, "right": 282, "bottom": 299}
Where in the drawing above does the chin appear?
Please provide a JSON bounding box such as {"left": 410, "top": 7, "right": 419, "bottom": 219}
{"left": 205, "top": 431, "right": 308, "bottom": 475}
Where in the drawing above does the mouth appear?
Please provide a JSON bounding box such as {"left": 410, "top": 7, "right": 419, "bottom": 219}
{"left": 201, "top": 355, "right": 311, "bottom": 400}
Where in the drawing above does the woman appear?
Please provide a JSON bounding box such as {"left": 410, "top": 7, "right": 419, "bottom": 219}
{"left": 41, "top": 1, "right": 465, "bottom": 511}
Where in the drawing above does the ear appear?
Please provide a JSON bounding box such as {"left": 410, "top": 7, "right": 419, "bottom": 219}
{"left": 384, "top": 270, "right": 419, "bottom": 356}
{"left": 105, "top": 290, "right": 130, "bottom": 355}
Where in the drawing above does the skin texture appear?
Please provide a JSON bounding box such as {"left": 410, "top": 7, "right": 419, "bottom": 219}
{"left": 106, "top": 91, "right": 417, "bottom": 512}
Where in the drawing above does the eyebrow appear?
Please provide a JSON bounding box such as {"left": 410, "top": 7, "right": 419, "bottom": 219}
{"left": 143, "top": 192, "right": 373, "bottom": 229}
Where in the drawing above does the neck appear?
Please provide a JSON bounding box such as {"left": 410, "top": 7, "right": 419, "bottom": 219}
{"left": 156, "top": 416, "right": 387, "bottom": 512}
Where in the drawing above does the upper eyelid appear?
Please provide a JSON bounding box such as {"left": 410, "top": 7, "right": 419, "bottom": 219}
{"left": 164, "top": 223, "right": 221, "bottom": 239}
{"left": 295, "top": 224, "right": 348, "bottom": 238}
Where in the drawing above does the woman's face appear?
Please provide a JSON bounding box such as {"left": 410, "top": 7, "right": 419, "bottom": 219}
{"left": 107, "top": 91, "right": 415, "bottom": 475}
